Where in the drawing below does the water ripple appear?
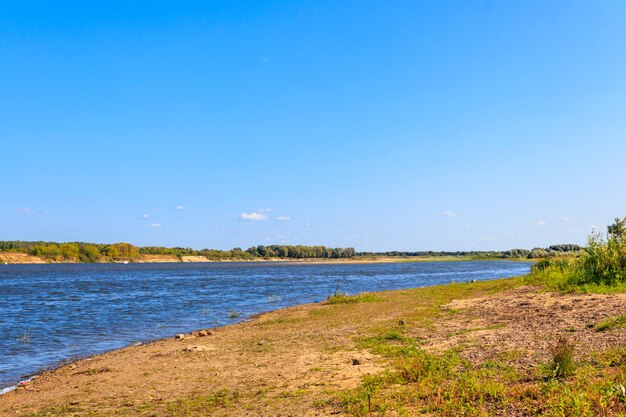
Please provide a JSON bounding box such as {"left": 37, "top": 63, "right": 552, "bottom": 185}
{"left": 0, "top": 261, "right": 530, "bottom": 388}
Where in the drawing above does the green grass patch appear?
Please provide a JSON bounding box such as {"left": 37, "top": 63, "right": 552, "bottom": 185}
{"left": 524, "top": 256, "right": 626, "bottom": 294}
{"left": 25, "top": 405, "right": 79, "bottom": 417}
{"left": 254, "top": 317, "right": 301, "bottom": 327}
{"left": 356, "top": 329, "right": 423, "bottom": 358}
{"left": 327, "top": 292, "right": 384, "bottom": 304}
{"left": 595, "top": 315, "right": 626, "bottom": 332}
{"left": 165, "top": 389, "right": 239, "bottom": 417}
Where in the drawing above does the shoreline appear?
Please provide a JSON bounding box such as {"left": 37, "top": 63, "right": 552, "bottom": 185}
{"left": 0, "top": 253, "right": 532, "bottom": 265}
{"left": 0, "top": 261, "right": 534, "bottom": 399}
{"left": 0, "top": 267, "right": 528, "bottom": 394}
{"left": 0, "top": 300, "right": 313, "bottom": 394}
{"left": 1, "top": 277, "right": 624, "bottom": 416}
{"left": 0, "top": 278, "right": 447, "bottom": 395}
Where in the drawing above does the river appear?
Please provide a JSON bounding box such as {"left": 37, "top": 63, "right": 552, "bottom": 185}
{"left": 0, "top": 260, "right": 530, "bottom": 390}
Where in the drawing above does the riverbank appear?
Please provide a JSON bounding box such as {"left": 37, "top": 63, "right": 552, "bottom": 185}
{"left": 2, "top": 277, "right": 624, "bottom": 416}
{"left": 0, "top": 252, "right": 529, "bottom": 265}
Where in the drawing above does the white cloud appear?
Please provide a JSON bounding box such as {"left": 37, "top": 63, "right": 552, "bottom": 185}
{"left": 535, "top": 220, "right": 547, "bottom": 227}
{"left": 442, "top": 210, "right": 458, "bottom": 217}
{"left": 17, "top": 207, "right": 40, "bottom": 215}
{"left": 142, "top": 214, "right": 151, "bottom": 219}
{"left": 558, "top": 216, "right": 574, "bottom": 222}
{"left": 276, "top": 216, "right": 290, "bottom": 221}
{"left": 175, "top": 205, "right": 186, "bottom": 210}
{"left": 148, "top": 223, "right": 162, "bottom": 228}
{"left": 257, "top": 208, "right": 275, "bottom": 213}
{"left": 239, "top": 212, "right": 268, "bottom": 221}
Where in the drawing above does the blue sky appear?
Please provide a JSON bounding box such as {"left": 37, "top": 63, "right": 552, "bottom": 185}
{"left": 1, "top": 1, "right": 625, "bottom": 251}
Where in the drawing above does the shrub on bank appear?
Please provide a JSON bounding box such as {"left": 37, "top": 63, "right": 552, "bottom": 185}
{"left": 527, "top": 217, "right": 626, "bottom": 291}
{"left": 575, "top": 218, "right": 626, "bottom": 286}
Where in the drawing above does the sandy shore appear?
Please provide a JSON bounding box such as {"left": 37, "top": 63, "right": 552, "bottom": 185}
{"left": 0, "top": 252, "right": 523, "bottom": 265}
{"left": 1, "top": 278, "right": 624, "bottom": 416}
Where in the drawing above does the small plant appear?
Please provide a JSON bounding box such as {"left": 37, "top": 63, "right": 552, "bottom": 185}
{"left": 550, "top": 337, "right": 576, "bottom": 379}
{"left": 227, "top": 310, "right": 243, "bottom": 319}
{"left": 15, "top": 330, "right": 31, "bottom": 344}
{"left": 327, "top": 292, "right": 383, "bottom": 304}
{"left": 594, "top": 315, "right": 626, "bottom": 332}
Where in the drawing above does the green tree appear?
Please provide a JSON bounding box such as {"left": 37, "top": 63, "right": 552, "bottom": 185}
{"left": 59, "top": 243, "right": 80, "bottom": 260}
{"left": 79, "top": 244, "right": 101, "bottom": 262}
{"left": 607, "top": 217, "right": 626, "bottom": 243}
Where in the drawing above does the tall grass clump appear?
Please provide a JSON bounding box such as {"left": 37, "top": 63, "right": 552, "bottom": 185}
{"left": 549, "top": 337, "right": 576, "bottom": 379}
{"left": 574, "top": 217, "right": 626, "bottom": 286}
{"left": 527, "top": 217, "right": 626, "bottom": 291}
{"left": 526, "top": 257, "right": 575, "bottom": 290}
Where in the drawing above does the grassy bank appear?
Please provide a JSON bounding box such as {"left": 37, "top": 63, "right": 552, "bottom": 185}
{"left": 334, "top": 282, "right": 626, "bottom": 416}
{"left": 333, "top": 219, "right": 626, "bottom": 416}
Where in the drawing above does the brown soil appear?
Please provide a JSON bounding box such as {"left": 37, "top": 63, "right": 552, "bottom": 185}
{"left": 1, "top": 284, "right": 624, "bottom": 417}
{"left": 422, "top": 286, "right": 626, "bottom": 370}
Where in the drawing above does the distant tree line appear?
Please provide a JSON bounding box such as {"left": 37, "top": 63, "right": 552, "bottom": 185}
{"left": 357, "top": 244, "right": 581, "bottom": 260}
{"left": 0, "top": 241, "right": 356, "bottom": 262}
{"left": 0, "top": 240, "right": 581, "bottom": 263}
{"left": 245, "top": 245, "right": 356, "bottom": 259}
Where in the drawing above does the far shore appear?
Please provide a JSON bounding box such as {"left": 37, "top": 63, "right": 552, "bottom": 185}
{"left": 0, "top": 252, "right": 532, "bottom": 265}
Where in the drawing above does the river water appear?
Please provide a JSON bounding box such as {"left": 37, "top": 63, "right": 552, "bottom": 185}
{"left": 0, "top": 260, "right": 530, "bottom": 389}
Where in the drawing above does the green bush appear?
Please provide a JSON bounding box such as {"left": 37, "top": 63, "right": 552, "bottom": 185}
{"left": 574, "top": 218, "right": 626, "bottom": 286}
{"left": 528, "top": 218, "right": 626, "bottom": 290}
